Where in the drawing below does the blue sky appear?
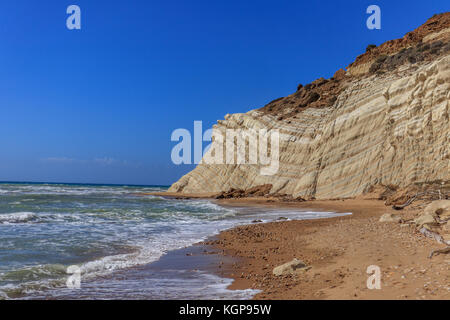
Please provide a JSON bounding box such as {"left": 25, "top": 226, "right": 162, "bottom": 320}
{"left": 0, "top": 1, "right": 448, "bottom": 185}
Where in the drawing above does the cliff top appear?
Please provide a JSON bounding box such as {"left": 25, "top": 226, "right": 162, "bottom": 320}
{"left": 348, "top": 12, "right": 450, "bottom": 71}
{"left": 259, "top": 13, "right": 449, "bottom": 117}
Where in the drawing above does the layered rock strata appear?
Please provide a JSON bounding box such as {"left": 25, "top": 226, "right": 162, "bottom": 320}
{"left": 169, "top": 13, "right": 450, "bottom": 200}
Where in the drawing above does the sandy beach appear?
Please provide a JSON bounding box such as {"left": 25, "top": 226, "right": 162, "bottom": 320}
{"left": 150, "top": 192, "right": 450, "bottom": 300}
{"left": 213, "top": 198, "right": 449, "bottom": 299}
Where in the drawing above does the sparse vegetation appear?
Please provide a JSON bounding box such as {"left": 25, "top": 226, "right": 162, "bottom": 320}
{"left": 366, "top": 44, "right": 377, "bottom": 52}
{"left": 369, "top": 40, "right": 446, "bottom": 74}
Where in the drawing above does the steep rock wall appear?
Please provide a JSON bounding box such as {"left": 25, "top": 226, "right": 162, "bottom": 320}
{"left": 169, "top": 54, "right": 449, "bottom": 199}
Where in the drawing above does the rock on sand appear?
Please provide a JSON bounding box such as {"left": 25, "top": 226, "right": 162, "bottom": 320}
{"left": 273, "top": 259, "right": 310, "bottom": 276}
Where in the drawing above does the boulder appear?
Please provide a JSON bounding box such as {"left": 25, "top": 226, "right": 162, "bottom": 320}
{"left": 424, "top": 200, "right": 450, "bottom": 218}
{"left": 414, "top": 213, "right": 437, "bottom": 227}
{"left": 379, "top": 213, "right": 402, "bottom": 223}
{"left": 215, "top": 184, "right": 273, "bottom": 199}
{"left": 273, "top": 259, "right": 310, "bottom": 276}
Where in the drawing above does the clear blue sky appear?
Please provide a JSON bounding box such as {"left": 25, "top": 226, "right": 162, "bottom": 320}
{"left": 0, "top": 1, "right": 448, "bottom": 185}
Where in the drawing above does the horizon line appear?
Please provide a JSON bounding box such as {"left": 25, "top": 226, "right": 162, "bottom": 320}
{"left": 0, "top": 180, "right": 170, "bottom": 188}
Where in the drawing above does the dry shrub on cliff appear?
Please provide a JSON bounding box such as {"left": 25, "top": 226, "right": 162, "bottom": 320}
{"left": 368, "top": 40, "right": 449, "bottom": 74}
{"left": 366, "top": 44, "right": 377, "bottom": 52}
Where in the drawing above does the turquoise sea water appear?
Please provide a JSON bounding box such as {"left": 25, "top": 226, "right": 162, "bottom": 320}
{"left": 0, "top": 182, "right": 349, "bottom": 299}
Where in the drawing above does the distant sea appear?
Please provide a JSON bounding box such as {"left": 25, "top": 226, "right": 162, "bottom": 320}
{"left": 0, "top": 182, "right": 348, "bottom": 299}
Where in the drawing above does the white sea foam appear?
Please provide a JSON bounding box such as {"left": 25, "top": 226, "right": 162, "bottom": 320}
{"left": 0, "top": 289, "right": 9, "bottom": 300}
{"left": 198, "top": 273, "right": 260, "bottom": 299}
{"left": 66, "top": 206, "right": 349, "bottom": 283}
{"left": 0, "top": 184, "right": 165, "bottom": 196}
{"left": 0, "top": 212, "right": 36, "bottom": 224}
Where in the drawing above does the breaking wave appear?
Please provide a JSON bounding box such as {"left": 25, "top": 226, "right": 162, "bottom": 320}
{"left": 0, "top": 212, "right": 37, "bottom": 224}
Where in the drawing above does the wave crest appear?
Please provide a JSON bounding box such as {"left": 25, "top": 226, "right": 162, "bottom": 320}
{"left": 0, "top": 212, "right": 36, "bottom": 224}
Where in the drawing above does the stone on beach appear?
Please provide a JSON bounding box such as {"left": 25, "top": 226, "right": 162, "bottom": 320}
{"left": 414, "top": 213, "right": 438, "bottom": 227}
{"left": 412, "top": 200, "right": 450, "bottom": 228}
{"left": 273, "top": 259, "right": 310, "bottom": 276}
{"left": 379, "top": 213, "right": 402, "bottom": 223}
{"left": 424, "top": 200, "right": 450, "bottom": 218}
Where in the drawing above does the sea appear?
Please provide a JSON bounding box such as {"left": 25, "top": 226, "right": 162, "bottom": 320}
{"left": 0, "top": 182, "right": 349, "bottom": 300}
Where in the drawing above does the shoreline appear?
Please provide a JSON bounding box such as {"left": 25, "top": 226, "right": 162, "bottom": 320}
{"left": 10, "top": 190, "right": 447, "bottom": 300}
{"left": 148, "top": 192, "right": 449, "bottom": 300}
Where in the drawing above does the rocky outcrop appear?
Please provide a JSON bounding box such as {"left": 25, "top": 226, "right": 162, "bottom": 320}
{"left": 214, "top": 184, "right": 273, "bottom": 199}
{"left": 169, "top": 14, "right": 450, "bottom": 200}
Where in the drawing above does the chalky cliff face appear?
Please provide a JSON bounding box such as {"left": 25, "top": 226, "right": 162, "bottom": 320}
{"left": 169, "top": 13, "right": 450, "bottom": 199}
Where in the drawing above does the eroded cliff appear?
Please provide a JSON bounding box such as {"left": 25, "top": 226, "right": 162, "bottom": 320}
{"left": 169, "top": 13, "right": 450, "bottom": 199}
